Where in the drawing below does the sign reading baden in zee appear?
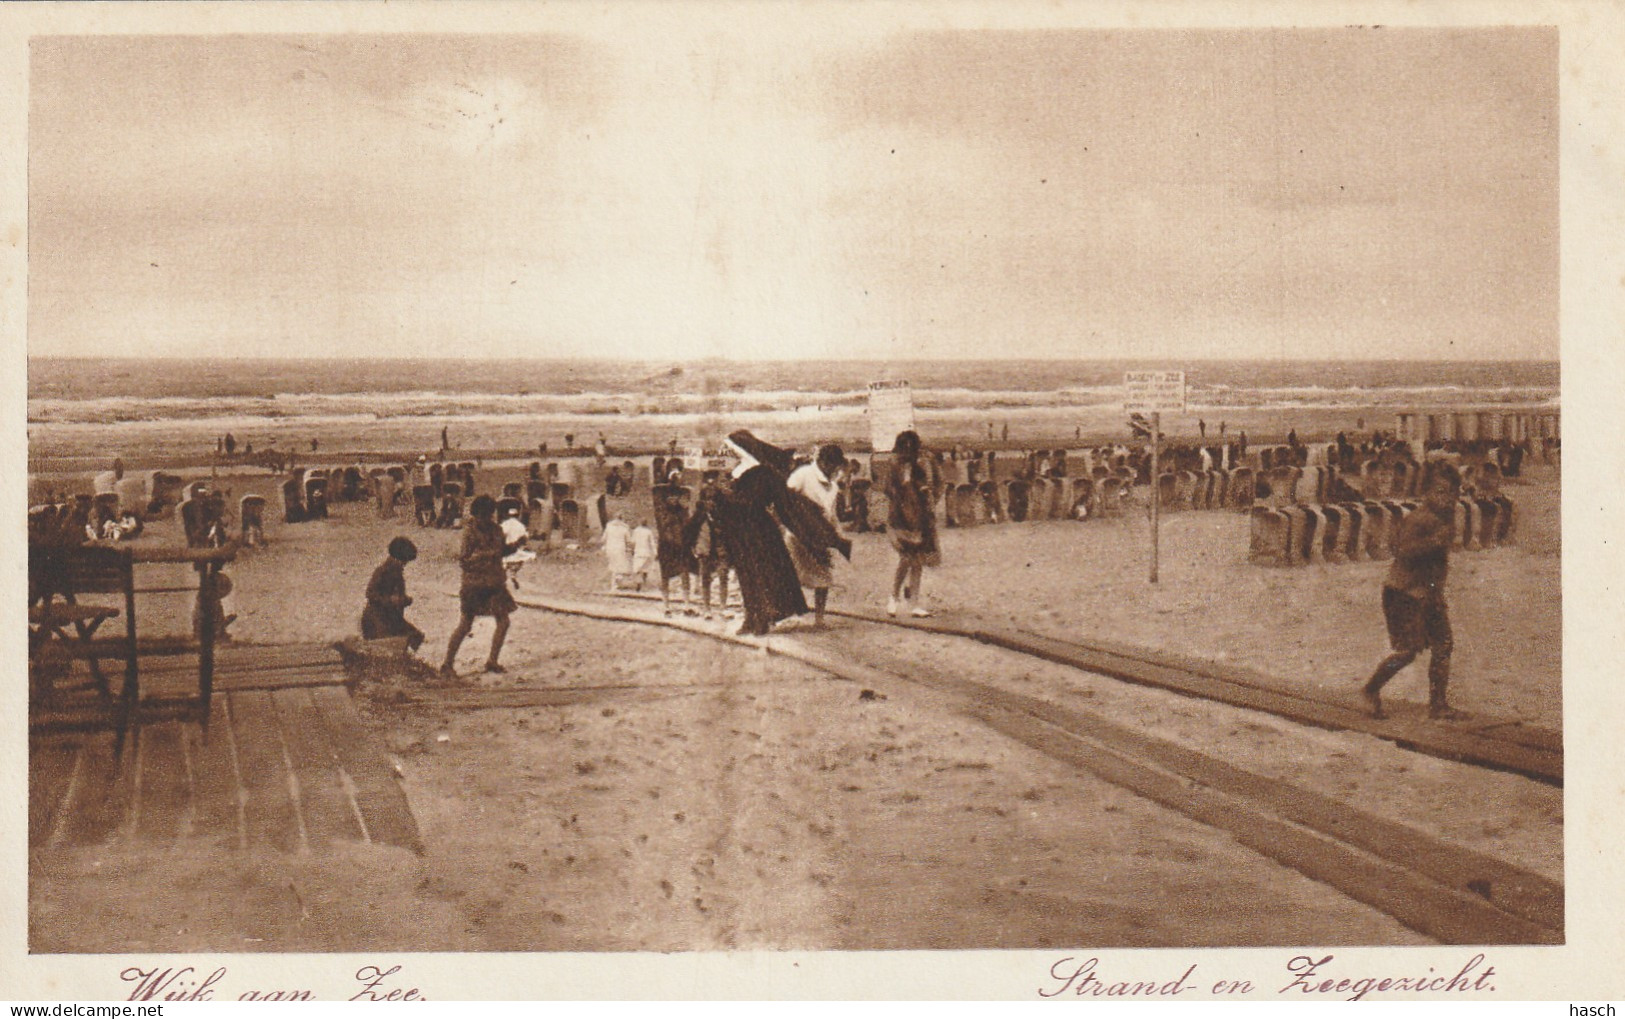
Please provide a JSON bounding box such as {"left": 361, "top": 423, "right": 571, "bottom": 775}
{"left": 1123, "top": 371, "right": 1187, "bottom": 415}
{"left": 867, "top": 380, "right": 916, "bottom": 453}
{"left": 676, "top": 440, "right": 735, "bottom": 473}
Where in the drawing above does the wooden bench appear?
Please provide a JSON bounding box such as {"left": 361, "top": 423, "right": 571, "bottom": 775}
{"left": 29, "top": 543, "right": 236, "bottom": 759}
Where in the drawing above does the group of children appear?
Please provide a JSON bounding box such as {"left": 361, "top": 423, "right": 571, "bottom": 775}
{"left": 92, "top": 509, "right": 145, "bottom": 543}
{"left": 358, "top": 453, "right": 850, "bottom": 673}
{"left": 357, "top": 495, "right": 536, "bottom": 677}
{"left": 601, "top": 470, "right": 734, "bottom": 619}
{"left": 600, "top": 513, "right": 658, "bottom": 592}
{"left": 355, "top": 474, "right": 725, "bottom": 678}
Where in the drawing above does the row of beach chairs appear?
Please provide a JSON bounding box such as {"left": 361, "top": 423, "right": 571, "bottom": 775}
{"left": 33, "top": 483, "right": 252, "bottom": 551}
{"left": 1191, "top": 457, "right": 1508, "bottom": 514}
{"left": 931, "top": 468, "right": 1256, "bottom": 526}
{"left": 88, "top": 470, "right": 188, "bottom": 519}
{"left": 1248, "top": 496, "right": 1516, "bottom": 568}
{"left": 935, "top": 473, "right": 1138, "bottom": 526}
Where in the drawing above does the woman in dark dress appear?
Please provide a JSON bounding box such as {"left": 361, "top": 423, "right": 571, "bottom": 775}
{"left": 441, "top": 495, "right": 515, "bottom": 677}
{"left": 715, "top": 430, "right": 850, "bottom": 636}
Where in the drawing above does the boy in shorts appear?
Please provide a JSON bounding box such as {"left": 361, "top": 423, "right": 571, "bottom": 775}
{"left": 686, "top": 471, "right": 732, "bottom": 619}
{"left": 1360, "top": 466, "right": 1466, "bottom": 721}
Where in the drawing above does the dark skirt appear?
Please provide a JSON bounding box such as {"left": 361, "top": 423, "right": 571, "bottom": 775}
{"left": 894, "top": 544, "right": 942, "bottom": 569}
{"left": 361, "top": 606, "right": 425, "bottom": 650}
{"left": 716, "top": 492, "right": 806, "bottom": 634}
{"left": 461, "top": 584, "right": 517, "bottom": 618}
{"left": 888, "top": 516, "right": 942, "bottom": 568}
{"left": 887, "top": 466, "right": 940, "bottom": 567}
{"left": 658, "top": 544, "right": 698, "bottom": 580}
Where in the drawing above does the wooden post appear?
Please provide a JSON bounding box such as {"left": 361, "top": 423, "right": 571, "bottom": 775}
{"left": 117, "top": 549, "right": 139, "bottom": 761}
{"left": 197, "top": 564, "right": 216, "bottom": 739}
{"left": 1150, "top": 411, "right": 1161, "bottom": 584}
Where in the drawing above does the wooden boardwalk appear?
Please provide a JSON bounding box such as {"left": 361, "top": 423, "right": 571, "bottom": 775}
{"left": 610, "top": 590, "right": 1562, "bottom": 786}
{"left": 29, "top": 643, "right": 422, "bottom": 856}
{"left": 522, "top": 593, "right": 1563, "bottom": 944}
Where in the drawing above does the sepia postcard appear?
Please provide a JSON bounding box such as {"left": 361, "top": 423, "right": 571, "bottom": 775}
{"left": 3, "top": 0, "right": 1623, "bottom": 1003}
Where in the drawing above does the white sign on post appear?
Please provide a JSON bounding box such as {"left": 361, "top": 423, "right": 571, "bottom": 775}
{"left": 1124, "top": 370, "right": 1185, "bottom": 585}
{"left": 867, "top": 380, "right": 916, "bottom": 453}
{"left": 1123, "top": 370, "right": 1187, "bottom": 414}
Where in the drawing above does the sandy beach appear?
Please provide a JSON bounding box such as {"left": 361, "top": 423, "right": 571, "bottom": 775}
{"left": 27, "top": 417, "right": 1562, "bottom": 952}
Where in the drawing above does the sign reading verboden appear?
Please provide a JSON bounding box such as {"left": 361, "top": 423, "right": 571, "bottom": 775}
{"left": 1123, "top": 370, "right": 1187, "bottom": 414}
{"left": 867, "top": 380, "right": 916, "bottom": 453}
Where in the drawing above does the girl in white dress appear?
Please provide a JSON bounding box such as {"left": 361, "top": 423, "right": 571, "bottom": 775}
{"left": 602, "top": 512, "right": 633, "bottom": 591}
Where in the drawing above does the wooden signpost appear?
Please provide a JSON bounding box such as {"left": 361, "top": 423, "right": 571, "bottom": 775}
{"left": 1124, "top": 371, "right": 1187, "bottom": 583}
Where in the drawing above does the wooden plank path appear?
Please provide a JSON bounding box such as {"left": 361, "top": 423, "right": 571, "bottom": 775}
{"left": 517, "top": 591, "right": 1563, "bottom": 945}
{"left": 924, "top": 616, "right": 1561, "bottom": 785}
{"left": 29, "top": 642, "right": 421, "bottom": 856}
{"left": 605, "top": 591, "right": 1562, "bottom": 786}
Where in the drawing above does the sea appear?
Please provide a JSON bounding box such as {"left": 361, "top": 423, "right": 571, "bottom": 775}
{"left": 26, "top": 358, "right": 1560, "bottom": 469}
{"left": 29, "top": 358, "right": 1560, "bottom": 423}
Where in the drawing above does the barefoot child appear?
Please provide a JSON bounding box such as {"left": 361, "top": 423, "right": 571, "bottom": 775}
{"left": 361, "top": 536, "right": 425, "bottom": 651}
{"left": 653, "top": 470, "right": 697, "bottom": 616}
{"left": 192, "top": 572, "right": 237, "bottom": 644}
{"left": 441, "top": 495, "right": 514, "bottom": 677}
{"left": 1359, "top": 466, "right": 1466, "bottom": 721}
{"left": 499, "top": 505, "right": 535, "bottom": 589}
{"left": 684, "top": 471, "right": 732, "bottom": 618}
{"left": 629, "top": 517, "right": 657, "bottom": 592}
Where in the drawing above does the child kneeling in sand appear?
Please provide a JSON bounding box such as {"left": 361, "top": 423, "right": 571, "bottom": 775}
{"left": 362, "top": 536, "right": 426, "bottom": 652}
{"left": 192, "top": 572, "right": 237, "bottom": 644}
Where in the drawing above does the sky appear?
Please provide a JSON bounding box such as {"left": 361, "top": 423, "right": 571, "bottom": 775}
{"left": 27, "top": 26, "right": 1558, "bottom": 362}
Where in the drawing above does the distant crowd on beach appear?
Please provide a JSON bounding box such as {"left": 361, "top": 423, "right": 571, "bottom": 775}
{"left": 354, "top": 413, "right": 1551, "bottom": 669}
{"left": 33, "top": 407, "right": 1558, "bottom": 722}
